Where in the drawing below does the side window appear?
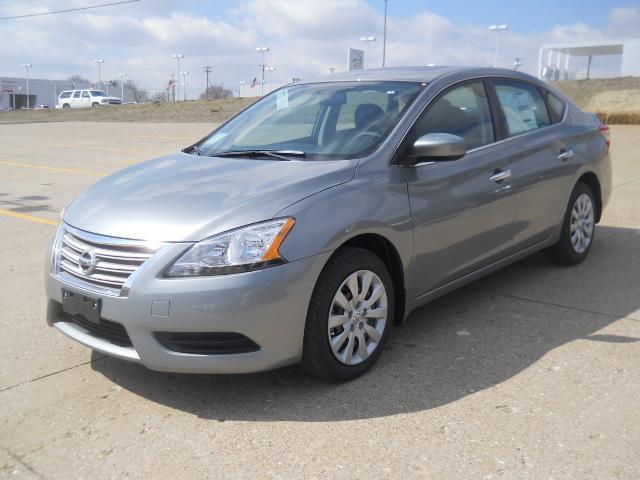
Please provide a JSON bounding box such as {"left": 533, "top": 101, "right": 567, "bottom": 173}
{"left": 59, "top": 92, "right": 71, "bottom": 99}
{"left": 73, "top": 91, "right": 81, "bottom": 98}
{"left": 82, "top": 91, "right": 90, "bottom": 98}
{"left": 336, "top": 90, "right": 389, "bottom": 131}
{"left": 546, "top": 92, "right": 566, "bottom": 123}
{"left": 494, "top": 81, "right": 550, "bottom": 136}
{"left": 414, "top": 82, "right": 494, "bottom": 150}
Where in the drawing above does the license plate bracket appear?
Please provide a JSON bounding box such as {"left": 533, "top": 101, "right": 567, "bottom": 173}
{"left": 62, "top": 289, "right": 101, "bottom": 324}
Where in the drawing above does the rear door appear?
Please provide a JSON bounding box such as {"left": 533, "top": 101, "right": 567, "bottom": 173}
{"left": 70, "top": 91, "right": 82, "bottom": 107}
{"left": 399, "top": 80, "right": 517, "bottom": 296}
{"left": 489, "top": 79, "right": 579, "bottom": 249}
{"left": 80, "top": 91, "right": 91, "bottom": 108}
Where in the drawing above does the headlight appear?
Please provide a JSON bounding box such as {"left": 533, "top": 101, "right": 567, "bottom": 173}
{"left": 165, "top": 218, "right": 295, "bottom": 277}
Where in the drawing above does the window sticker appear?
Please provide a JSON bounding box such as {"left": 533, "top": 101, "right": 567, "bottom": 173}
{"left": 276, "top": 89, "right": 289, "bottom": 111}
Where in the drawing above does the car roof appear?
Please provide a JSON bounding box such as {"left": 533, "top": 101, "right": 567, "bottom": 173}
{"left": 299, "top": 66, "right": 540, "bottom": 85}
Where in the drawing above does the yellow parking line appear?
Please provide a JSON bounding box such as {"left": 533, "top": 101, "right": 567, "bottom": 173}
{"left": 0, "top": 208, "right": 58, "bottom": 226}
{"left": 0, "top": 172, "right": 40, "bottom": 180}
{"left": 48, "top": 143, "right": 145, "bottom": 154}
{"left": 0, "top": 160, "right": 105, "bottom": 177}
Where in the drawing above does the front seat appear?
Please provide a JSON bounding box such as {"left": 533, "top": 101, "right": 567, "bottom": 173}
{"left": 354, "top": 103, "right": 385, "bottom": 131}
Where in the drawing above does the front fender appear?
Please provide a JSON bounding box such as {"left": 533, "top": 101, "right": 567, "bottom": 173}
{"left": 276, "top": 169, "right": 414, "bottom": 291}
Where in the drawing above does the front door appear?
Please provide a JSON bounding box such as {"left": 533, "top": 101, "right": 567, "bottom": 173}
{"left": 399, "top": 81, "right": 517, "bottom": 296}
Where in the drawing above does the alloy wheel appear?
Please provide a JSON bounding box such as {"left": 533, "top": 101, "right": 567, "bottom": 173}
{"left": 327, "top": 270, "right": 388, "bottom": 365}
{"left": 570, "top": 193, "right": 595, "bottom": 254}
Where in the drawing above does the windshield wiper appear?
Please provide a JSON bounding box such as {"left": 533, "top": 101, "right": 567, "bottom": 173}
{"left": 209, "top": 150, "right": 306, "bottom": 161}
{"left": 187, "top": 144, "right": 203, "bottom": 156}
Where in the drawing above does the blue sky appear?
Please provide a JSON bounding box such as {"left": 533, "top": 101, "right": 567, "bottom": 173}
{"left": 189, "top": 0, "right": 640, "bottom": 33}
{"left": 0, "top": 0, "right": 638, "bottom": 95}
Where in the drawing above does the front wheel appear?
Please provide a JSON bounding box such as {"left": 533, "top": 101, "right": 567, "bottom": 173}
{"left": 300, "top": 247, "right": 394, "bottom": 382}
{"left": 92, "top": 102, "right": 100, "bottom": 108}
{"left": 547, "top": 182, "right": 596, "bottom": 265}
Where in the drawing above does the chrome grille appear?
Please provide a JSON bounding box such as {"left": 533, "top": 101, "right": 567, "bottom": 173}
{"left": 56, "top": 225, "right": 158, "bottom": 295}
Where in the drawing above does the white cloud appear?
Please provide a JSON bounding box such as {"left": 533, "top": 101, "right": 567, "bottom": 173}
{"left": 0, "top": 0, "right": 634, "bottom": 96}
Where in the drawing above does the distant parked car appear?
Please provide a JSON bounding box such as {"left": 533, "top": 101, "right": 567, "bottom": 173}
{"left": 34, "top": 104, "right": 50, "bottom": 110}
{"left": 57, "top": 90, "right": 122, "bottom": 109}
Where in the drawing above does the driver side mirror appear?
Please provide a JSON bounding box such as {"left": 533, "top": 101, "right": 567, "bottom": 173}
{"left": 405, "top": 133, "right": 467, "bottom": 165}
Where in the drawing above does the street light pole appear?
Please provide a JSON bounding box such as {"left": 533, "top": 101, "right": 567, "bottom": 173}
{"left": 172, "top": 54, "right": 184, "bottom": 101}
{"left": 22, "top": 63, "right": 32, "bottom": 109}
{"left": 489, "top": 25, "right": 508, "bottom": 67}
{"left": 382, "top": 0, "right": 388, "bottom": 68}
{"left": 119, "top": 73, "right": 126, "bottom": 101}
{"left": 181, "top": 71, "right": 189, "bottom": 101}
{"left": 359, "top": 36, "right": 376, "bottom": 69}
{"left": 93, "top": 59, "right": 105, "bottom": 90}
{"left": 256, "top": 47, "right": 269, "bottom": 96}
{"left": 265, "top": 67, "right": 275, "bottom": 93}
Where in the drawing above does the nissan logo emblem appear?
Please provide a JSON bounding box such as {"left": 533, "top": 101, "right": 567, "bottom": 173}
{"left": 78, "top": 248, "right": 97, "bottom": 274}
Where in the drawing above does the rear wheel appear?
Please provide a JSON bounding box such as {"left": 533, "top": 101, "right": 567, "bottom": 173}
{"left": 547, "top": 182, "right": 596, "bottom": 265}
{"left": 62, "top": 103, "right": 70, "bottom": 109}
{"left": 300, "top": 247, "right": 394, "bottom": 382}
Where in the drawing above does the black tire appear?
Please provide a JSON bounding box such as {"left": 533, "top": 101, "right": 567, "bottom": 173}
{"left": 92, "top": 102, "right": 100, "bottom": 108}
{"left": 300, "top": 247, "right": 395, "bottom": 382}
{"left": 547, "top": 182, "right": 596, "bottom": 265}
{"left": 63, "top": 104, "right": 70, "bottom": 109}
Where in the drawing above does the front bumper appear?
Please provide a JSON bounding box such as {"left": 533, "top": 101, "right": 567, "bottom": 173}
{"left": 46, "top": 241, "right": 331, "bottom": 374}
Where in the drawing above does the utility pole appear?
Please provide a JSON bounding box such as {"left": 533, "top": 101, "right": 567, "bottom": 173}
{"left": 256, "top": 47, "right": 269, "bottom": 96}
{"left": 382, "top": 0, "right": 388, "bottom": 68}
{"left": 329, "top": 67, "right": 336, "bottom": 74}
{"left": 180, "top": 71, "right": 189, "bottom": 101}
{"left": 204, "top": 66, "right": 212, "bottom": 100}
{"left": 513, "top": 57, "right": 522, "bottom": 71}
{"left": 172, "top": 54, "right": 184, "bottom": 101}
{"left": 586, "top": 55, "right": 592, "bottom": 79}
{"left": 119, "top": 73, "right": 126, "bottom": 101}
{"left": 489, "top": 25, "right": 508, "bottom": 67}
{"left": 170, "top": 74, "right": 175, "bottom": 102}
{"left": 360, "top": 36, "right": 376, "bottom": 69}
{"left": 22, "top": 64, "right": 32, "bottom": 109}
{"left": 93, "top": 59, "right": 105, "bottom": 89}
{"left": 265, "top": 66, "right": 275, "bottom": 93}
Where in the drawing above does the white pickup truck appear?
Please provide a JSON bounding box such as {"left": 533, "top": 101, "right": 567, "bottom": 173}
{"left": 57, "top": 90, "right": 122, "bottom": 108}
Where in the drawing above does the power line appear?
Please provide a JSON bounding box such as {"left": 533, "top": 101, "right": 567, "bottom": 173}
{"left": 0, "top": 0, "right": 141, "bottom": 20}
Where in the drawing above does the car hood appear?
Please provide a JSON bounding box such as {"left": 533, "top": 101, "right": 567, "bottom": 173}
{"left": 64, "top": 152, "right": 357, "bottom": 242}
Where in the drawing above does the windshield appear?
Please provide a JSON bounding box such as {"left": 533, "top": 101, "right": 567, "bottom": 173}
{"left": 90, "top": 91, "right": 107, "bottom": 97}
{"left": 197, "top": 81, "right": 423, "bottom": 160}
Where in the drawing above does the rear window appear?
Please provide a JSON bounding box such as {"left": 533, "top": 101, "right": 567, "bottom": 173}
{"left": 494, "top": 81, "right": 550, "bottom": 136}
{"left": 59, "top": 92, "right": 71, "bottom": 99}
{"left": 546, "top": 92, "right": 566, "bottom": 123}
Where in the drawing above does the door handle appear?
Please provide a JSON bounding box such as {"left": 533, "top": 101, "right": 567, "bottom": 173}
{"left": 489, "top": 169, "right": 512, "bottom": 183}
{"left": 557, "top": 149, "right": 574, "bottom": 161}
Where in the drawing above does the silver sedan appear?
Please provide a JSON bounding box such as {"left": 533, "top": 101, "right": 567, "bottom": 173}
{"left": 45, "top": 66, "right": 612, "bottom": 381}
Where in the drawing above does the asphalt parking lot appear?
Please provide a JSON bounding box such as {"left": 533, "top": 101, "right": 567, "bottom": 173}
{"left": 1, "top": 122, "right": 639, "bottom": 479}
